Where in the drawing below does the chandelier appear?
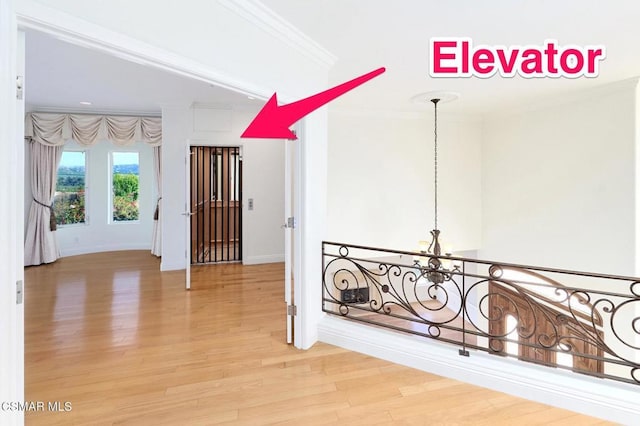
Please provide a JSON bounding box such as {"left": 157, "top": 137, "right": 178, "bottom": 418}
{"left": 413, "top": 93, "right": 460, "bottom": 284}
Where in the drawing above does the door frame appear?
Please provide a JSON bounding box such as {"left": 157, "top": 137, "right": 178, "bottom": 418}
{"left": 185, "top": 141, "right": 248, "bottom": 291}
{"left": 184, "top": 143, "right": 192, "bottom": 290}
{"left": 290, "top": 123, "right": 303, "bottom": 346}
{"left": 0, "top": 2, "right": 24, "bottom": 423}
{"left": 190, "top": 145, "right": 243, "bottom": 265}
{"left": 185, "top": 134, "right": 301, "bottom": 346}
{"left": 8, "top": 10, "right": 312, "bottom": 416}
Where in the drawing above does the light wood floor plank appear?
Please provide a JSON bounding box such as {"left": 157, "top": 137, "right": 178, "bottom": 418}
{"left": 24, "top": 251, "right": 609, "bottom": 425}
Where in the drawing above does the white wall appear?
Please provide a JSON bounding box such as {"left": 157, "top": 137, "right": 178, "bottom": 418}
{"left": 481, "top": 79, "right": 640, "bottom": 377}
{"left": 327, "top": 109, "right": 482, "bottom": 253}
{"left": 635, "top": 82, "right": 640, "bottom": 359}
{"left": 160, "top": 106, "right": 190, "bottom": 271}
{"left": 481, "top": 79, "right": 638, "bottom": 276}
{"left": 161, "top": 105, "right": 284, "bottom": 271}
{"left": 636, "top": 81, "right": 640, "bottom": 277}
{"left": 44, "top": 140, "right": 155, "bottom": 256}
{"left": 298, "top": 109, "right": 328, "bottom": 347}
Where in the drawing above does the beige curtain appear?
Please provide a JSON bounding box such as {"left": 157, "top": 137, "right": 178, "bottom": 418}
{"left": 151, "top": 146, "right": 162, "bottom": 257}
{"left": 25, "top": 112, "right": 162, "bottom": 146}
{"left": 24, "top": 142, "right": 64, "bottom": 266}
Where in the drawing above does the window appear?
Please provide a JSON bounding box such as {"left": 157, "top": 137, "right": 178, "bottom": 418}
{"left": 111, "top": 152, "right": 139, "bottom": 222}
{"left": 505, "top": 314, "right": 574, "bottom": 368}
{"left": 210, "top": 148, "right": 240, "bottom": 201}
{"left": 54, "top": 151, "right": 87, "bottom": 226}
{"left": 505, "top": 314, "right": 519, "bottom": 356}
{"left": 556, "top": 344, "right": 573, "bottom": 368}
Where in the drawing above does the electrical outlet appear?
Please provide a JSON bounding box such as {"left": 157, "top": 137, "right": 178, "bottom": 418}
{"left": 341, "top": 287, "right": 369, "bottom": 304}
{"left": 248, "top": 198, "right": 254, "bottom": 210}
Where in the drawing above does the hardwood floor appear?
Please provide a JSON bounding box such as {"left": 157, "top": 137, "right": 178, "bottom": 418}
{"left": 24, "top": 251, "right": 609, "bottom": 425}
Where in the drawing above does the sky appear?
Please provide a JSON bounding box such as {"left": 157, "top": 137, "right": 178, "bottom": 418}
{"left": 112, "top": 152, "right": 139, "bottom": 166}
{"left": 59, "top": 151, "right": 139, "bottom": 167}
{"left": 59, "top": 151, "right": 85, "bottom": 167}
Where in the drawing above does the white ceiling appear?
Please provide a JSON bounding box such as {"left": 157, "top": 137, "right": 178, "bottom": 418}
{"left": 25, "top": 2, "right": 640, "bottom": 116}
{"left": 262, "top": 0, "right": 640, "bottom": 115}
{"left": 25, "top": 30, "right": 258, "bottom": 114}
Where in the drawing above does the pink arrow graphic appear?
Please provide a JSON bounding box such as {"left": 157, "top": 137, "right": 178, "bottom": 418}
{"left": 241, "top": 67, "right": 386, "bottom": 139}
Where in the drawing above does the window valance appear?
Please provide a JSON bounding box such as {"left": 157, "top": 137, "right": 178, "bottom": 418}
{"left": 25, "top": 112, "right": 162, "bottom": 147}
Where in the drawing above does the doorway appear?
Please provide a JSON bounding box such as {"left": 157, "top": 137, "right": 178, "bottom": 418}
{"left": 190, "top": 146, "right": 242, "bottom": 264}
{"left": 9, "top": 22, "right": 311, "bottom": 421}
{"left": 488, "top": 279, "right": 603, "bottom": 373}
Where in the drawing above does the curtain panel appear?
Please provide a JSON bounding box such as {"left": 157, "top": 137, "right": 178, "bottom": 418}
{"left": 24, "top": 142, "right": 64, "bottom": 266}
{"left": 25, "top": 112, "right": 162, "bottom": 146}
{"left": 151, "top": 146, "right": 162, "bottom": 257}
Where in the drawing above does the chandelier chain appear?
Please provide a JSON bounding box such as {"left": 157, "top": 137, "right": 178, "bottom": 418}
{"left": 433, "top": 98, "right": 438, "bottom": 231}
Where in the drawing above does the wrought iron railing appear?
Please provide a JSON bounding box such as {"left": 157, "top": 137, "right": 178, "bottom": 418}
{"left": 322, "top": 241, "right": 640, "bottom": 385}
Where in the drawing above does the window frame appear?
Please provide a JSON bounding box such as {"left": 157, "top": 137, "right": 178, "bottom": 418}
{"left": 54, "top": 149, "right": 89, "bottom": 228}
{"left": 109, "top": 150, "right": 141, "bottom": 225}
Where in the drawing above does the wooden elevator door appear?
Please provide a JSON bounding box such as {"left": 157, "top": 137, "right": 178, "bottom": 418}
{"left": 190, "top": 146, "right": 242, "bottom": 264}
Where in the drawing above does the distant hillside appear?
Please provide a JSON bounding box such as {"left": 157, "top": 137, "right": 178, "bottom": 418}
{"left": 113, "top": 164, "right": 139, "bottom": 175}
{"left": 57, "top": 166, "right": 85, "bottom": 191}
{"left": 58, "top": 165, "right": 85, "bottom": 176}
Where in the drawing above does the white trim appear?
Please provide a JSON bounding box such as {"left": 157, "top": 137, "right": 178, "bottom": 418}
{"left": 292, "top": 122, "right": 303, "bottom": 348}
{"left": 284, "top": 138, "right": 293, "bottom": 344}
{"left": 56, "top": 148, "right": 89, "bottom": 227}
{"left": 0, "top": 0, "right": 23, "bottom": 422}
{"left": 329, "top": 105, "right": 484, "bottom": 123}
{"left": 217, "top": 0, "right": 337, "bottom": 69}
{"left": 330, "top": 77, "right": 640, "bottom": 122}
{"left": 186, "top": 138, "right": 245, "bottom": 148}
{"left": 160, "top": 260, "right": 183, "bottom": 272}
{"left": 318, "top": 316, "right": 640, "bottom": 424}
{"left": 108, "top": 150, "right": 141, "bottom": 225}
{"left": 489, "top": 76, "right": 640, "bottom": 119}
{"left": 243, "top": 254, "right": 285, "bottom": 265}
{"left": 15, "top": 0, "right": 287, "bottom": 102}
{"left": 60, "top": 244, "right": 151, "bottom": 258}
{"left": 14, "top": 29, "right": 25, "bottom": 425}
{"left": 184, "top": 142, "right": 191, "bottom": 290}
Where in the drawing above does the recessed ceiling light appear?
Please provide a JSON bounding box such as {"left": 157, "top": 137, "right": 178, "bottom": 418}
{"left": 247, "top": 96, "right": 256, "bottom": 100}
{"left": 79, "top": 101, "right": 92, "bottom": 105}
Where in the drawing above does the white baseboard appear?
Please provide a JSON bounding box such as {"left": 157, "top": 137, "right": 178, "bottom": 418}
{"left": 157, "top": 253, "right": 285, "bottom": 270}
{"left": 60, "top": 243, "right": 151, "bottom": 258}
{"left": 160, "top": 261, "right": 184, "bottom": 272}
{"left": 318, "top": 316, "right": 640, "bottom": 424}
{"left": 243, "top": 254, "right": 285, "bottom": 265}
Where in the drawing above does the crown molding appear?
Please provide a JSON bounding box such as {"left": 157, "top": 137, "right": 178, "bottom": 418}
{"left": 190, "top": 102, "right": 233, "bottom": 111}
{"left": 329, "top": 106, "right": 483, "bottom": 123}
{"left": 191, "top": 102, "right": 261, "bottom": 114}
{"left": 218, "top": 0, "right": 337, "bottom": 69}
{"left": 487, "top": 77, "right": 640, "bottom": 119}
{"left": 15, "top": 0, "right": 277, "bottom": 101}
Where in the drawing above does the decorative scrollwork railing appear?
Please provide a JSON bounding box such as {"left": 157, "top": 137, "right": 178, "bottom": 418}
{"left": 322, "top": 241, "right": 640, "bottom": 386}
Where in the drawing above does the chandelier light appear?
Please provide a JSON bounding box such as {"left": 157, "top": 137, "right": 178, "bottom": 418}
{"left": 411, "top": 92, "right": 460, "bottom": 283}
